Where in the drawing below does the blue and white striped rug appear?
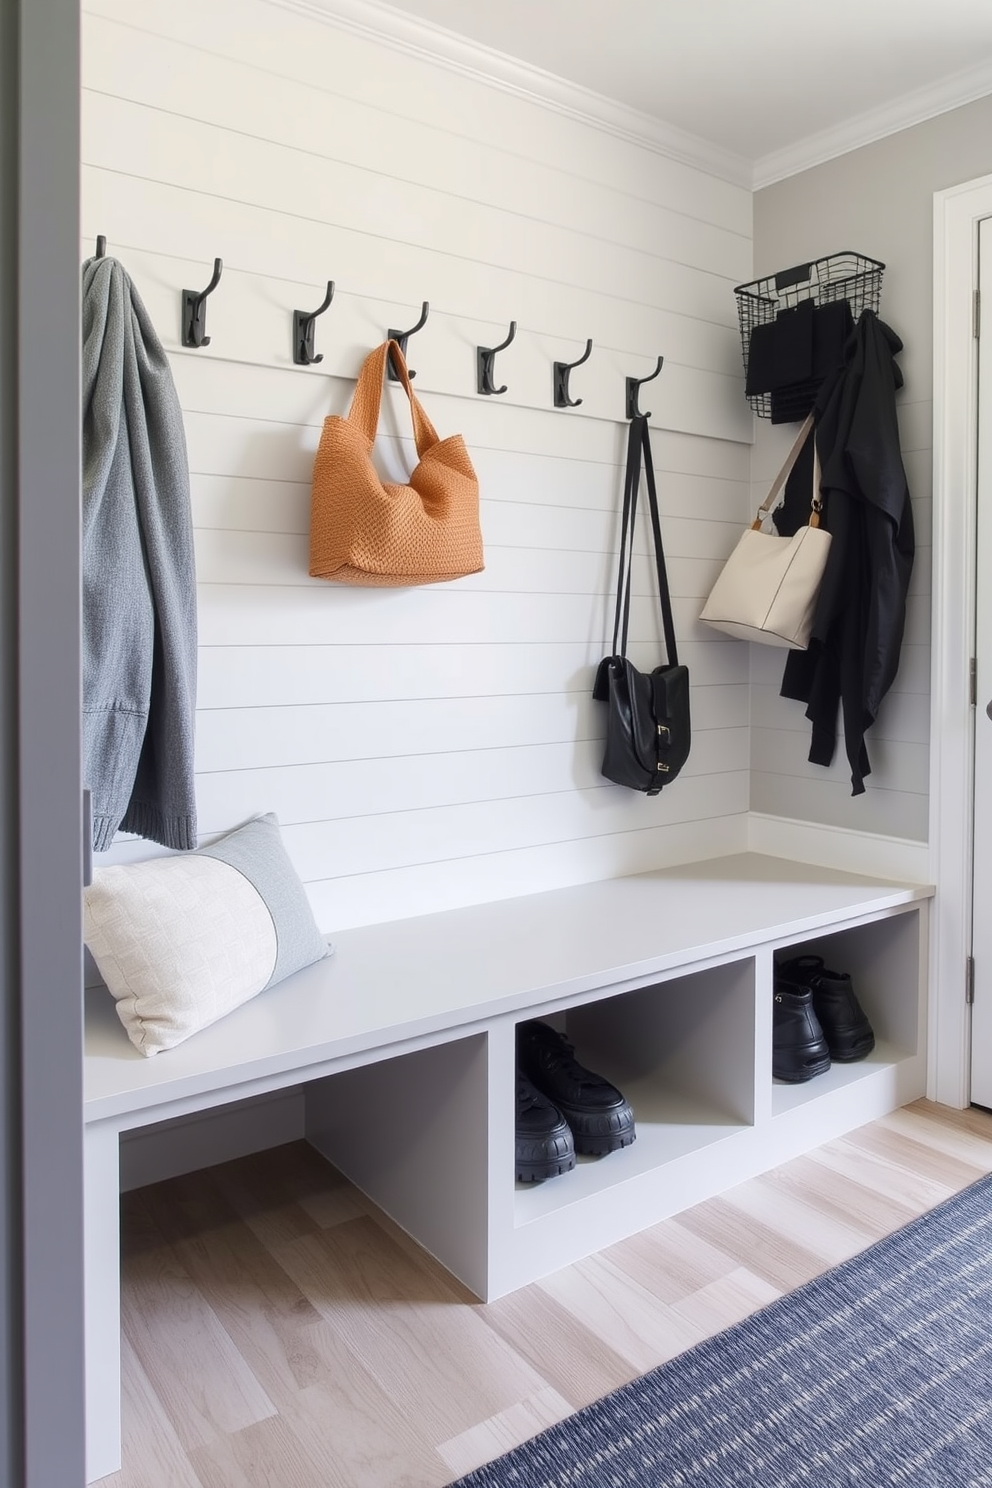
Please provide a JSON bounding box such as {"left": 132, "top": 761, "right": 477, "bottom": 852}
{"left": 453, "top": 1175, "right": 992, "bottom": 1487}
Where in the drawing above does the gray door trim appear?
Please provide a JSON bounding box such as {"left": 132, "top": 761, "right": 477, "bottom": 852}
{"left": 5, "top": 0, "right": 87, "bottom": 1483}
{"left": 0, "top": 0, "right": 22, "bottom": 1478}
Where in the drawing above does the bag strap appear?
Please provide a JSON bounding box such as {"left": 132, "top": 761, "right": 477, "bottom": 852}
{"left": 640, "top": 418, "right": 680, "bottom": 668}
{"left": 610, "top": 416, "right": 679, "bottom": 668}
{"left": 345, "top": 340, "right": 441, "bottom": 458}
{"left": 609, "top": 419, "right": 642, "bottom": 658}
{"left": 751, "top": 412, "right": 823, "bottom": 531}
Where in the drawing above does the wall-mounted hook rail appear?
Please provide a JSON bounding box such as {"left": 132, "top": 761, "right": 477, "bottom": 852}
{"left": 182, "top": 257, "right": 224, "bottom": 349}
{"left": 387, "top": 301, "right": 430, "bottom": 380}
{"left": 477, "top": 321, "right": 517, "bottom": 396}
{"left": 553, "top": 338, "right": 593, "bottom": 408}
{"left": 625, "top": 355, "right": 664, "bottom": 419}
{"left": 293, "top": 280, "right": 335, "bottom": 366}
{"left": 95, "top": 235, "right": 107, "bottom": 258}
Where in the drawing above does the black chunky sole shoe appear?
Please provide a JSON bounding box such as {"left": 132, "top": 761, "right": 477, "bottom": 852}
{"left": 516, "top": 1021, "right": 635, "bottom": 1156}
{"left": 772, "top": 985, "right": 831, "bottom": 1082}
{"left": 515, "top": 1073, "right": 575, "bottom": 1182}
{"left": 777, "top": 954, "right": 875, "bottom": 1062}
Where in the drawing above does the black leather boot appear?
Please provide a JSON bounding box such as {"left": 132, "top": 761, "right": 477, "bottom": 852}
{"left": 778, "top": 955, "right": 875, "bottom": 1062}
{"left": 772, "top": 985, "right": 831, "bottom": 1082}
{"left": 515, "top": 1073, "right": 575, "bottom": 1182}
{"left": 516, "top": 1021, "right": 635, "bottom": 1155}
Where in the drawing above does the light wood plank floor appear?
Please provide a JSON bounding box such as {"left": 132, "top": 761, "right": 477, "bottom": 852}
{"left": 97, "top": 1099, "right": 992, "bottom": 1488}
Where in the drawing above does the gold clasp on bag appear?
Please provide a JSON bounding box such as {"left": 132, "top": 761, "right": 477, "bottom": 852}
{"left": 657, "top": 761, "right": 670, "bottom": 773}
{"left": 809, "top": 492, "right": 824, "bottom": 530}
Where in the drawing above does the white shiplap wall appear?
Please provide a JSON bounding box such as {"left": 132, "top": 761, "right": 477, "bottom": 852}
{"left": 81, "top": 0, "right": 755, "bottom": 931}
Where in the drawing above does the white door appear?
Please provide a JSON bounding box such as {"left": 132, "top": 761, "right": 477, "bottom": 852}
{"left": 971, "top": 216, "right": 992, "bottom": 1108}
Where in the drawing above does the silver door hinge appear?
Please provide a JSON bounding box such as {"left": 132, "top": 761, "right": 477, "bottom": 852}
{"left": 967, "top": 955, "right": 975, "bottom": 1005}
{"left": 971, "top": 656, "right": 978, "bottom": 707}
{"left": 975, "top": 289, "right": 982, "bottom": 339}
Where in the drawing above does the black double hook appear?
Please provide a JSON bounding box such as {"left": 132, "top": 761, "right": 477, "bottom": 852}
{"left": 625, "top": 355, "right": 664, "bottom": 419}
{"left": 182, "top": 258, "right": 223, "bottom": 348}
{"left": 477, "top": 321, "right": 517, "bottom": 396}
{"left": 293, "top": 280, "right": 335, "bottom": 366}
{"left": 387, "top": 301, "right": 430, "bottom": 380}
{"left": 95, "top": 235, "right": 107, "bottom": 258}
{"left": 553, "top": 338, "right": 593, "bottom": 408}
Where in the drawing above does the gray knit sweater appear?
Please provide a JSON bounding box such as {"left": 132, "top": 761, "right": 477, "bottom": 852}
{"left": 82, "top": 256, "right": 198, "bottom": 851}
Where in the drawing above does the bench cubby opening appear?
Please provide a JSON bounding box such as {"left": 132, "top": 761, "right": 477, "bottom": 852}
{"left": 514, "top": 959, "right": 757, "bottom": 1223}
{"left": 770, "top": 908, "right": 925, "bottom": 1118}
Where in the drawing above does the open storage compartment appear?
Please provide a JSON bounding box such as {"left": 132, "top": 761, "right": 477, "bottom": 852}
{"left": 514, "top": 957, "right": 756, "bottom": 1224}
{"left": 770, "top": 909, "right": 924, "bottom": 1118}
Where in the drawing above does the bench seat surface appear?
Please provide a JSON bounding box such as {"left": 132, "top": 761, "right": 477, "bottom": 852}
{"left": 84, "top": 852, "right": 931, "bottom": 1124}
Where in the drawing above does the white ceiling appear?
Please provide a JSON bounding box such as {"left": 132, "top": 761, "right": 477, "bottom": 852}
{"left": 379, "top": 0, "right": 992, "bottom": 175}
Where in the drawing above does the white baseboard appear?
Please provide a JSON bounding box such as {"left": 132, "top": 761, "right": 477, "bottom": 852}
{"left": 748, "top": 812, "right": 932, "bottom": 884}
{"left": 119, "top": 1088, "right": 306, "bottom": 1192}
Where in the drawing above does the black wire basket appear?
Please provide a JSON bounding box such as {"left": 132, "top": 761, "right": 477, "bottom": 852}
{"left": 734, "top": 251, "right": 885, "bottom": 418}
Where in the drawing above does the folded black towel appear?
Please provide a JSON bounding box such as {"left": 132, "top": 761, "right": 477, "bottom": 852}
{"left": 769, "top": 300, "right": 856, "bottom": 422}
{"left": 772, "top": 298, "right": 814, "bottom": 388}
{"left": 745, "top": 319, "right": 776, "bottom": 396}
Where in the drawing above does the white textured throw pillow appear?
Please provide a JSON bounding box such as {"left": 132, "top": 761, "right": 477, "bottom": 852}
{"left": 84, "top": 813, "right": 331, "bottom": 1056}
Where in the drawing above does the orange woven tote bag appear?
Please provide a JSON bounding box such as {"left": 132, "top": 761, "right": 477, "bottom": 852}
{"left": 309, "top": 340, "right": 484, "bottom": 586}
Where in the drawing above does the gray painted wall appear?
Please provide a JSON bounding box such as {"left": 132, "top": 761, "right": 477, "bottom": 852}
{"left": 751, "top": 96, "right": 992, "bottom": 840}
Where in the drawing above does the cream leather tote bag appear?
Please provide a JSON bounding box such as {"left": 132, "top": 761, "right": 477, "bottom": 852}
{"left": 699, "top": 414, "right": 830, "bottom": 649}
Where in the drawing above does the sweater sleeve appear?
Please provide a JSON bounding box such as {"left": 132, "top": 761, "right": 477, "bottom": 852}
{"left": 117, "top": 274, "right": 198, "bottom": 850}
{"left": 82, "top": 257, "right": 156, "bottom": 850}
{"left": 81, "top": 258, "right": 198, "bottom": 852}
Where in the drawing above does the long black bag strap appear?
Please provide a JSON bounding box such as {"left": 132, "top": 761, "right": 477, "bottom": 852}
{"left": 610, "top": 414, "right": 679, "bottom": 669}
{"left": 609, "top": 415, "right": 643, "bottom": 658}
{"left": 640, "top": 416, "right": 680, "bottom": 668}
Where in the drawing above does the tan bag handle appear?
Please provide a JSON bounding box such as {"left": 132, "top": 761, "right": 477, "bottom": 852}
{"left": 751, "top": 413, "right": 824, "bottom": 531}
{"left": 346, "top": 340, "right": 441, "bottom": 459}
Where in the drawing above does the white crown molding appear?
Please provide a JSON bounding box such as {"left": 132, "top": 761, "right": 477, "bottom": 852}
{"left": 263, "top": 0, "right": 753, "bottom": 190}
{"left": 263, "top": 1, "right": 992, "bottom": 200}
{"left": 754, "top": 57, "right": 992, "bottom": 189}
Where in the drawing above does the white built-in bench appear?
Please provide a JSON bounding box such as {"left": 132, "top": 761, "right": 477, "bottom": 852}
{"left": 83, "top": 851, "right": 933, "bottom": 1482}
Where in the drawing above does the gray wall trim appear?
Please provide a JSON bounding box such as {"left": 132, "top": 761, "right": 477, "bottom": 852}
{"left": 17, "top": 0, "right": 86, "bottom": 1484}
{"left": 0, "top": 2, "right": 24, "bottom": 1481}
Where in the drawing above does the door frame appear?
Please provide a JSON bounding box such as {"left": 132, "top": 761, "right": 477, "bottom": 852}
{"left": 930, "top": 174, "right": 992, "bottom": 1108}
{"left": 4, "top": 0, "right": 86, "bottom": 1483}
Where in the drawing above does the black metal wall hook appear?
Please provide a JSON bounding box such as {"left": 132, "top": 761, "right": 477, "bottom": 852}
{"left": 625, "top": 355, "right": 664, "bottom": 419}
{"left": 182, "top": 257, "right": 223, "bottom": 348}
{"left": 387, "top": 301, "right": 430, "bottom": 380}
{"left": 477, "top": 321, "right": 517, "bottom": 396}
{"left": 95, "top": 235, "right": 107, "bottom": 258}
{"left": 553, "top": 338, "right": 593, "bottom": 408}
{"left": 293, "top": 280, "right": 335, "bottom": 366}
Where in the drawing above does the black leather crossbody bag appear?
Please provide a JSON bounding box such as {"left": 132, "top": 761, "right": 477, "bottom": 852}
{"left": 592, "top": 415, "right": 691, "bottom": 794}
